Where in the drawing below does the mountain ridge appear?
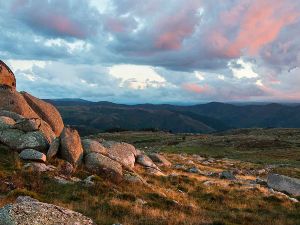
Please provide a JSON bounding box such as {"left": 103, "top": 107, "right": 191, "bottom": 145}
{"left": 44, "top": 99, "right": 300, "bottom": 136}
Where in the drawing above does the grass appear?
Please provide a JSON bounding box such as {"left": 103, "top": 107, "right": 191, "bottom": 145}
{"left": 0, "top": 129, "right": 300, "bottom": 224}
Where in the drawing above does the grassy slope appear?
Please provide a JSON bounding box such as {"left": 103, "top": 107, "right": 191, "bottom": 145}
{"left": 0, "top": 129, "right": 300, "bottom": 225}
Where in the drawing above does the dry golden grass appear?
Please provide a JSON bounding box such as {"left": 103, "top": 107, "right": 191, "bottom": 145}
{"left": 1, "top": 128, "right": 300, "bottom": 225}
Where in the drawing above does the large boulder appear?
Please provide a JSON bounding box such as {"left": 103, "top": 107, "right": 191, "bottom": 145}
{"left": 38, "top": 120, "right": 56, "bottom": 143}
{"left": 0, "top": 129, "right": 24, "bottom": 149}
{"left": 60, "top": 127, "right": 83, "bottom": 166}
{"left": 0, "top": 88, "right": 39, "bottom": 119}
{"left": 19, "top": 149, "right": 46, "bottom": 162}
{"left": 21, "top": 92, "right": 64, "bottom": 136}
{"left": 148, "top": 153, "right": 172, "bottom": 167}
{"left": 82, "top": 139, "right": 108, "bottom": 156}
{"left": 17, "top": 131, "right": 49, "bottom": 152}
{"left": 85, "top": 152, "right": 123, "bottom": 183}
{"left": 267, "top": 174, "right": 300, "bottom": 196}
{"left": 0, "top": 129, "right": 48, "bottom": 152}
{"left": 104, "top": 142, "right": 136, "bottom": 169}
{"left": 0, "top": 196, "right": 94, "bottom": 225}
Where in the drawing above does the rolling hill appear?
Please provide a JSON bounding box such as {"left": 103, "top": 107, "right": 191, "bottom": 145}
{"left": 46, "top": 99, "right": 300, "bottom": 135}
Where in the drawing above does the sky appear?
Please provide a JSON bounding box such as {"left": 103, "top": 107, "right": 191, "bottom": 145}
{"left": 0, "top": 0, "right": 300, "bottom": 104}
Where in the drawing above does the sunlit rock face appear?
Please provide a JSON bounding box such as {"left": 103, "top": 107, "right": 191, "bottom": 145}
{"left": 0, "top": 60, "right": 16, "bottom": 90}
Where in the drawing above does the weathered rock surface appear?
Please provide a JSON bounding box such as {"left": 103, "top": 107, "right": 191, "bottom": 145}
{"left": 38, "top": 120, "right": 56, "bottom": 144}
{"left": 136, "top": 154, "right": 160, "bottom": 170}
{"left": 0, "top": 129, "right": 24, "bottom": 149}
{"left": 0, "top": 116, "right": 15, "bottom": 130}
{"left": 0, "top": 110, "right": 24, "bottom": 121}
{"left": 14, "top": 118, "right": 40, "bottom": 132}
{"left": 19, "top": 149, "right": 46, "bottom": 162}
{"left": 267, "top": 174, "right": 300, "bottom": 196}
{"left": 16, "top": 131, "right": 49, "bottom": 152}
{"left": 0, "top": 196, "right": 94, "bottom": 225}
{"left": 82, "top": 139, "right": 108, "bottom": 156}
{"left": 47, "top": 137, "right": 60, "bottom": 160}
{"left": 21, "top": 92, "right": 64, "bottom": 136}
{"left": 0, "top": 128, "right": 49, "bottom": 152}
{"left": 148, "top": 153, "right": 172, "bottom": 167}
{"left": 60, "top": 127, "right": 83, "bottom": 166}
{"left": 0, "top": 60, "right": 16, "bottom": 90}
{"left": 85, "top": 152, "right": 123, "bottom": 183}
{"left": 105, "top": 142, "right": 136, "bottom": 168}
{"left": 0, "top": 88, "right": 39, "bottom": 119}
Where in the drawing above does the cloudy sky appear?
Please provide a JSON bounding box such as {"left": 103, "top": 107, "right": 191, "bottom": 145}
{"left": 0, "top": 0, "right": 299, "bottom": 104}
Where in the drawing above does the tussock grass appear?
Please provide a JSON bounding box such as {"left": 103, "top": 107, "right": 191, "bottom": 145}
{"left": 0, "top": 129, "right": 300, "bottom": 224}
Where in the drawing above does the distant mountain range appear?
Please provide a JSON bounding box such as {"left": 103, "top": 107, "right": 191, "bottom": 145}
{"left": 45, "top": 99, "right": 300, "bottom": 135}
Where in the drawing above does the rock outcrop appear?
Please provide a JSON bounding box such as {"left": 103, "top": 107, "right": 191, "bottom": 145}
{"left": 267, "top": 174, "right": 300, "bottom": 196}
{"left": 0, "top": 196, "right": 95, "bottom": 225}
{"left": 0, "top": 61, "right": 63, "bottom": 144}
{"left": 0, "top": 60, "right": 163, "bottom": 184}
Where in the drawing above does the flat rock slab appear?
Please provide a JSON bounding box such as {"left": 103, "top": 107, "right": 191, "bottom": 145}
{"left": 19, "top": 149, "right": 46, "bottom": 162}
{"left": 267, "top": 174, "right": 300, "bottom": 196}
{"left": 0, "top": 196, "right": 94, "bottom": 225}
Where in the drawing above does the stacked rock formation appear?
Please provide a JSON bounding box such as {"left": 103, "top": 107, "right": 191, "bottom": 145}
{"left": 0, "top": 60, "right": 171, "bottom": 183}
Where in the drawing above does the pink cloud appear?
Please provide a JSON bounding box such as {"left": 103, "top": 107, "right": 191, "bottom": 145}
{"left": 37, "top": 13, "right": 86, "bottom": 38}
{"left": 183, "top": 83, "right": 209, "bottom": 94}
{"left": 105, "top": 18, "right": 126, "bottom": 33}
{"left": 258, "top": 83, "right": 300, "bottom": 101}
{"left": 210, "top": 0, "right": 300, "bottom": 57}
{"left": 40, "top": 15, "right": 86, "bottom": 38}
{"left": 154, "top": 3, "right": 201, "bottom": 50}
{"left": 11, "top": 0, "right": 88, "bottom": 39}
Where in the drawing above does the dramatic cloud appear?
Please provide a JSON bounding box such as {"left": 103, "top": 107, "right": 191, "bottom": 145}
{"left": 0, "top": 0, "right": 299, "bottom": 103}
